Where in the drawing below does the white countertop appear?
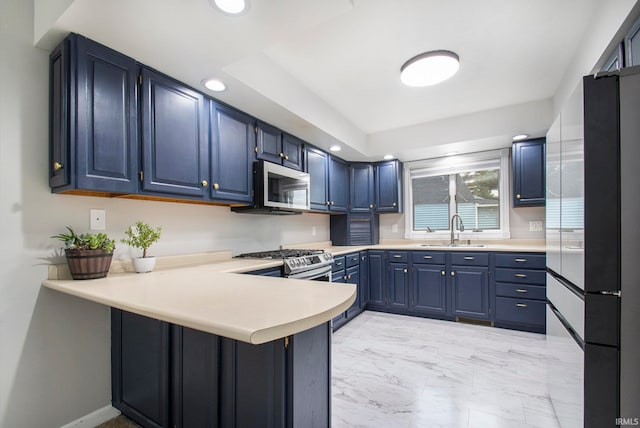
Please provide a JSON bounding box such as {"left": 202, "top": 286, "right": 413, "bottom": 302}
{"left": 41, "top": 240, "right": 543, "bottom": 345}
{"left": 42, "top": 263, "right": 355, "bottom": 345}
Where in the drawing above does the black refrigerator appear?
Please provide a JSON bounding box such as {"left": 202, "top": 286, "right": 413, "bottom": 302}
{"left": 546, "top": 67, "right": 640, "bottom": 427}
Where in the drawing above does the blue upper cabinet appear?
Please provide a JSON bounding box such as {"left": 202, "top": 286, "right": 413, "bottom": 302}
{"left": 349, "top": 163, "right": 374, "bottom": 212}
{"left": 256, "top": 122, "right": 304, "bottom": 171}
{"left": 304, "top": 146, "right": 329, "bottom": 211}
{"left": 328, "top": 156, "right": 348, "bottom": 212}
{"left": 49, "top": 34, "right": 138, "bottom": 194}
{"left": 256, "top": 121, "right": 282, "bottom": 165}
{"left": 281, "top": 134, "right": 304, "bottom": 171}
{"left": 512, "top": 138, "right": 545, "bottom": 207}
{"left": 625, "top": 17, "right": 640, "bottom": 67}
{"left": 140, "top": 68, "right": 209, "bottom": 198}
{"left": 210, "top": 102, "right": 255, "bottom": 204}
{"left": 375, "top": 160, "right": 403, "bottom": 213}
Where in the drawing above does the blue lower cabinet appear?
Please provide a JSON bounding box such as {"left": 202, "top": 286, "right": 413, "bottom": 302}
{"left": 450, "top": 266, "right": 490, "bottom": 320}
{"left": 410, "top": 264, "right": 447, "bottom": 316}
{"left": 388, "top": 262, "right": 409, "bottom": 310}
{"left": 359, "top": 252, "right": 370, "bottom": 308}
{"left": 244, "top": 266, "right": 282, "bottom": 277}
{"left": 345, "top": 265, "right": 361, "bottom": 318}
{"left": 332, "top": 270, "right": 347, "bottom": 330}
{"left": 112, "top": 309, "right": 331, "bottom": 428}
{"left": 494, "top": 297, "right": 545, "bottom": 333}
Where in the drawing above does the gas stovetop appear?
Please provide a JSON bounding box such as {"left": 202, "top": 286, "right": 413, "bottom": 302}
{"left": 236, "top": 249, "right": 334, "bottom": 277}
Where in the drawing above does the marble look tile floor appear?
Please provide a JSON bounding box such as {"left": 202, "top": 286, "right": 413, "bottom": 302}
{"left": 331, "top": 311, "right": 560, "bottom": 428}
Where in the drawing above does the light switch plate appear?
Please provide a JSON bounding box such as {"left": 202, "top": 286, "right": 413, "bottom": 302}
{"left": 529, "top": 220, "right": 543, "bottom": 232}
{"left": 90, "top": 209, "right": 106, "bottom": 230}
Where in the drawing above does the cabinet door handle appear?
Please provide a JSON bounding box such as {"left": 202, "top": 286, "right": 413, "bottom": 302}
{"left": 441, "top": 271, "right": 445, "bottom": 276}
{"left": 393, "top": 202, "right": 397, "bottom": 207}
{"left": 53, "top": 161, "right": 64, "bottom": 171}
{"left": 201, "top": 180, "right": 208, "bottom": 187}
{"left": 516, "top": 288, "right": 528, "bottom": 293}
{"left": 450, "top": 271, "right": 455, "bottom": 276}
{"left": 516, "top": 303, "right": 528, "bottom": 308}
{"left": 279, "top": 152, "right": 284, "bottom": 158}
{"left": 285, "top": 155, "right": 289, "bottom": 160}
{"left": 393, "top": 255, "right": 403, "bottom": 258}
{"left": 213, "top": 183, "right": 220, "bottom": 190}
{"left": 516, "top": 194, "right": 521, "bottom": 199}
{"left": 369, "top": 204, "right": 374, "bottom": 208}
{"left": 514, "top": 258, "right": 528, "bottom": 263}
{"left": 464, "top": 256, "right": 475, "bottom": 260}
{"left": 515, "top": 273, "right": 527, "bottom": 278}
{"left": 361, "top": 256, "right": 366, "bottom": 260}
{"left": 423, "top": 256, "right": 433, "bottom": 259}
{"left": 403, "top": 268, "right": 407, "bottom": 274}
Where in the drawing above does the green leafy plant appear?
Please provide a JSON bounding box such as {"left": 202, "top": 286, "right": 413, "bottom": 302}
{"left": 121, "top": 221, "right": 162, "bottom": 258}
{"left": 52, "top": 226, "right": 116, "bottom": 253}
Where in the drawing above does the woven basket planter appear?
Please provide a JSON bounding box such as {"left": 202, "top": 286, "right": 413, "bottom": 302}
{"left": 65, "top": 249, "right": 113, "bottom": 280}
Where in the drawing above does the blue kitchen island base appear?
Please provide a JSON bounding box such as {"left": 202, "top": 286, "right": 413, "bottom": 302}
{"left": 111, "top": 308, "right": 331, "bottom": 428}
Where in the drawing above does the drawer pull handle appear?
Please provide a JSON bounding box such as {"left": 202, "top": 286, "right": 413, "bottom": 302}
{"left": 516, "top": 303, "right": 528, "bottom": 308}
{"left": 336, "top": 262, "right": 342, "bottom": 266}
{"left": 451, "top": 271, "right": 455, "bottom": 276}
{"left": 514, "top": 258, "right": 528, "bottom": 263}
{"left": 423, "top": 256, "right": 433, "bottom": 259}
{"left": 515, "top": 273, "right": 527, "bottom": 278}
{"left": 464, "top": 256, "right": 475, "bottom": 260}
{"left": 441, "top": 271, "right": 445, "bottom": 276}
{"left": 516, "top": 289, "right": 528, "bottom": 293}
{"left": 403, "top": 268, "right": 407, "bottom": 274}
{"left": 393, "top": 255, "right": 403, "bottom": 258}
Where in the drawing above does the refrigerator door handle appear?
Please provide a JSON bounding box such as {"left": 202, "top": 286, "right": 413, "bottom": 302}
{"left": 598, "top": 290, "right": 621, "bottom": 297}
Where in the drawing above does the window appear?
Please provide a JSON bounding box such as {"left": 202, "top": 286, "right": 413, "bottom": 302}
{"left": 404, "top": 149, "right": 510, "bottom": 239}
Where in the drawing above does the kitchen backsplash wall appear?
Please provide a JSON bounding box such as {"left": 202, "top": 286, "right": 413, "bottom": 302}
{"left": 379, "top": 206, "right": 545, "bottom": 240}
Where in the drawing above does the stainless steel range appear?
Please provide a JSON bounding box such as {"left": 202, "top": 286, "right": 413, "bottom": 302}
{"left": 236, "top": 249, "right": 334, "bottom": 280}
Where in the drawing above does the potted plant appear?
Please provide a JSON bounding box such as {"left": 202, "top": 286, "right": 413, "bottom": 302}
{"left": 121, "top": 221, "right": 162, "bottom": 273}
{"left": 52, "top": 226, "right": 116, "bottom": 280}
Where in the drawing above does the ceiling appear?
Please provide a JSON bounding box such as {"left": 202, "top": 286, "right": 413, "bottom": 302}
{"left": 37, "top": 0, "right": 607, "bottom": 161}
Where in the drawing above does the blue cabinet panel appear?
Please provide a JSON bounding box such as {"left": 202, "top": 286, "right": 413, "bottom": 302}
{"left": 328, "top": 156, "right": 348, "bottom": 212}
{"left": 495, "top": 297, "right": 545, "bottom": 327}
{"left": 349, "top": 163, "right": 374, "bottom": 212}
{"left": 495, "top": 283, "right": 546, "bottom": 300}
{"left": 451, "top": 266, "right": 490, "bottom": 320}
{"left": 410, "top": 251, "right": 446, "bottom": 265}
{"left": 494, "top": 253, "right": 545, "bottom": 269}
{"left": 141, "top": 69, "right": 208, "bottom": 198}
{"left": 281, "top": 134, "right": 304, "bottom": 171}
{"left": 345, "top": 252, "right": 360, "bottom": 268}
{"left": 512, "top": 138, "right": 545, "bottom": 207}
{"left": 256, "top": 121, "right": 282, "bottom": 165}
{"left": 367, "top": 251, "right": 385, "bottom": 307}
{"left": 495, "top": 268, "right": 546, "bottom": 285}
{"left": 332, "top": 255, "right": 346, "bottom": 272}
{"left": 359, "top": 252, "right": 370, "bottom": 308}
{"left": 375, "top": 160, "right": 402, "bottom": 213}
{"left": 304, "top": 146, "right": 329, "bottom": 211}
{"left": 346, "top": 265, "right": 361, "bottom": 318}
{"left": 210, "top": 102, "right": 255, "bottom": 203}
{"left": 450, "top": 252, "right": 489, "bottom": 266}
{"left": 388, "top": 262, "right": 409, "bottom": 310}
{"left": 411, "top": 264, "right": 447, "bottom": 315}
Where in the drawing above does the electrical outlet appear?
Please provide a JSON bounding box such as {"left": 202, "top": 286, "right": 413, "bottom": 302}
{"left": 90, "top": 209, "right": 106, "bottom": 230}
{"left": 529, "top": 220, "right": 543, "bottom": 232}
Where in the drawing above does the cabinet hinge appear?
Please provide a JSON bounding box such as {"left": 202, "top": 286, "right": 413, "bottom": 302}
{"left": 139, "top": 171, "right": 143, "bottom": 182}
{"left": 138, "top": 74, "right": 142, "bottom": 85}
{"left": 284, "top": 336, "right": 289, "bottom": 349}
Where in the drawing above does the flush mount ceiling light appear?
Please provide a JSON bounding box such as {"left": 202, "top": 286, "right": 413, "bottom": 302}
{"left": 209, "top": 0, "right": 249, "bottom": 15}
{"left": 203, "top": 78, "right": 226, "bottom": 92}
{"left": 329, "top": 145, "right": 341, "bottom": 152}
{"left": 512, "top": 134, "right": 529, "bottom": 141}
{"left": 400, "top": 50, "right": 460, "bottom": 87}
{"left": 383, "top": 154, "right": 394, "bottom": 160}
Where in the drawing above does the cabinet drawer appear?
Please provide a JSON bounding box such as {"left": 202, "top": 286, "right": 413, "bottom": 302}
{"left": 495, "top": 297, "right": 545, "bottom": 326}
{"left": 495, "top": 268, "right": 546, "bottom": 285}
{"left": 495, "top": 253, "right": 545, "bottom": 269}
{"left": 345, "top": 252, "right": 360, "bottom": 268}
{"left": 450, "top": 252, "right": 489, "bottom": 266}
{"left": 332, "top": 256, "right": 346, "bottom": 272}
{"left": 410, "top": 251, "right": 446, "bottom": 265}
{"left": 388, "top": 251, "right": 408, "bottom": 263}
{"left": 495, "top": 283, "right": 546, "bottom": 300}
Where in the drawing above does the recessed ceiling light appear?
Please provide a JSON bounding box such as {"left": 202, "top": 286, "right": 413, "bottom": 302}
{"left": 329, "top": 145, "right": 341, "bottom": 152}
{"left": 203, "top": 78, "right": 226, "bottom": 92}
{"left": 512, "top": 134, "right": 529, "bottom": 141}
{"left": 400, "top": 50, "right": 460, "bottom": 87}
{"left": 444, "top": 151, "right": 459, "bottom": 157}
{"left": 383, "top": 154, "right": 394, "bottom": 160}
{"left": 209, "top": 0, "right": 249, "bottom": 15}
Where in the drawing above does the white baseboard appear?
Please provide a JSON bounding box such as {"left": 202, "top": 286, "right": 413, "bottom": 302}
{"left": 60, "top": 405, "right": 121, "bottom": 428}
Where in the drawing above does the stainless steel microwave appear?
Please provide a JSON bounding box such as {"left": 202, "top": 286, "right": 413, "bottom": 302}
{"left": 232, "top": 161, "right": 310, "bottom": 214}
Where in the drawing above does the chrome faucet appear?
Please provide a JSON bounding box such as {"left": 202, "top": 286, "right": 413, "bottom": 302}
{"left": 450, "top": 214, "right": 465, "bottom": 246}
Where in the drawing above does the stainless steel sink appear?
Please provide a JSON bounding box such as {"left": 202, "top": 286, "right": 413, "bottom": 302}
{"left": 417, "top": 243, "right": 486, "bottom": 248}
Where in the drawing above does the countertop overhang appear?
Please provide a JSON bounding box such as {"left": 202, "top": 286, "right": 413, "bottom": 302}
{"left": 42, "top": 263, "right": 355, "bottom": 344}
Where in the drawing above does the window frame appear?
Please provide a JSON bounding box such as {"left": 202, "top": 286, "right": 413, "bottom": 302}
{"left": 403, "top": 149, "right": 511, "bottom": 240}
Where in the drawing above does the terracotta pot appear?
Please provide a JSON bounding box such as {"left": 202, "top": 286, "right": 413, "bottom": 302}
{"left": 132, "top": 256, "right": 156, "bottom": 273}
{"left": 65, "top": 249, "right": 113, "bottom": 280}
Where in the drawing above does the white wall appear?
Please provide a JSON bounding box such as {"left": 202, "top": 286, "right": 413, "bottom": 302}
{"left": 0, "top": 1, "right": 328, "bottom": 426}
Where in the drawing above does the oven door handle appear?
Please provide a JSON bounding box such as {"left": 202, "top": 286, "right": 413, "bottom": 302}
{"left": 286, "top": 266, "right": 332, "bottom": 280}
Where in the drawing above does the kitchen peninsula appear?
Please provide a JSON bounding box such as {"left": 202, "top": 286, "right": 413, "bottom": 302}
{"left": 42, "top": 260, "right": 355, "bottom": 428}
